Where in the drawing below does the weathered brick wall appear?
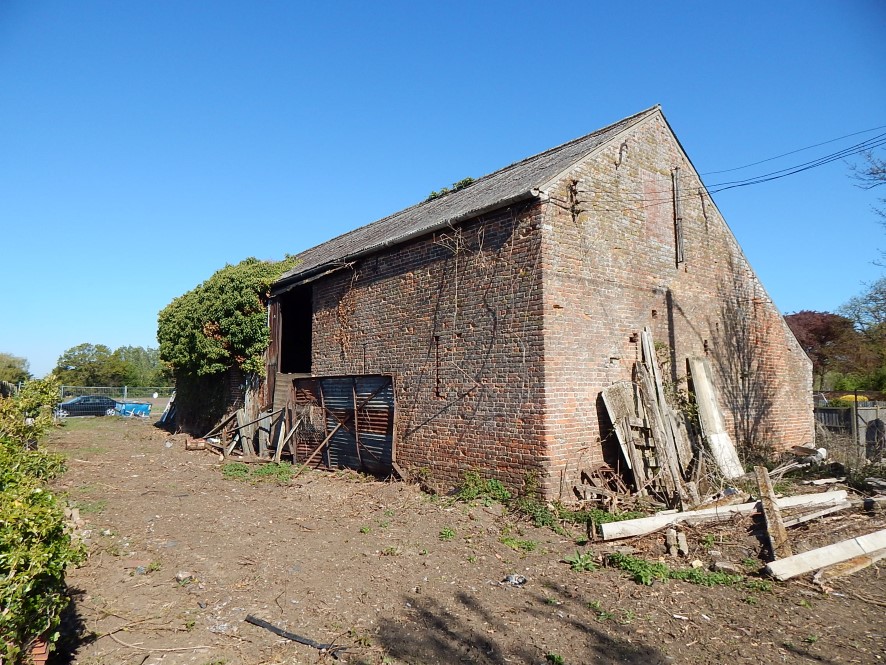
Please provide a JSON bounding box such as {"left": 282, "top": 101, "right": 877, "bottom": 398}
{"left": 309, "top": 205, "right": 548, "bottom": 491}
{"left": 540, "top": 113, "right": 813, "bottom": 497}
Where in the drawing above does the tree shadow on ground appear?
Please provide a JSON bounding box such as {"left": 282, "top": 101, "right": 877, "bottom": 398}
{"left": 48, "top": 587, "right": 94, "bottom": 665}
{"left": 368, "top": 583, "right": 669, "bottom": 665}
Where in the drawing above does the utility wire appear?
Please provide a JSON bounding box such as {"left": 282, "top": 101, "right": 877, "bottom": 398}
{"left": 701, "top": 124, "right": 886, "bottom": 175}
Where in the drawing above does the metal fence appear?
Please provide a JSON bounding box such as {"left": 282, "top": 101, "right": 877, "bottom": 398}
{"left": 60, "top": 386, "right": 175, "bottom": 400}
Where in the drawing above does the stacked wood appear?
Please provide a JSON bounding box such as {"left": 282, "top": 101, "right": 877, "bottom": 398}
{"left": 600, "top": 328, "right": 746, "bottom": 506}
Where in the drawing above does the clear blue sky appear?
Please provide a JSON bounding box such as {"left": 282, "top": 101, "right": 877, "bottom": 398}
{"left": 1, "top": 1, "right": 884, "bottom": 378}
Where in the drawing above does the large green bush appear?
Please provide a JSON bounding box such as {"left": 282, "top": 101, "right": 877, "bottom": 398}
{"left": 157, "top": 256, "right": 298, "bottom": 377}
{"left": 0, "top": 378, "right": 84, "bottom": 663}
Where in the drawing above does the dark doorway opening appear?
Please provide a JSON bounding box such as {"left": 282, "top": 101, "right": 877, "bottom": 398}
{"left": 279, "top": 285, "right": 312, "bottom": 373}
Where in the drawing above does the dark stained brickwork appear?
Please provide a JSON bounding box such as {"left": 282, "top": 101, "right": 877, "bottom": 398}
{"left": 310, "top": 205, "right": 548, "bottom": 491}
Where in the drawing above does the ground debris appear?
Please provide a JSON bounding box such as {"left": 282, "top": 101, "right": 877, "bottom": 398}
{"left": 244, "top": 615, "right": 348, "bottom": 659}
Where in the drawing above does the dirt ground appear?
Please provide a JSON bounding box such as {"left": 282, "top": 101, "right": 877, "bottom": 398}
{"left": 44, "top": 417, "right": 885, "bottom": 665}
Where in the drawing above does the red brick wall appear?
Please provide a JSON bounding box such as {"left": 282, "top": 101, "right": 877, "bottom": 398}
{"left": 539, "top": 113, "right": 813, "bottom": 497}
{"left": 309, "top": 205, "right": 548, "bottom": 492}
{"left": 297, "top": 112, "right": 813, "bottom": 499}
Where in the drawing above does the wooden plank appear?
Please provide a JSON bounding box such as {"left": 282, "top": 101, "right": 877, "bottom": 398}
{"left": 352, "top": 379, "right": 363, "bottom": 469}
{"left": 636, "top": 363, "right": 687, "bottom": 504}
{"left": 257, "top": 412, "right": 271, "bottom": 459}
{"left": 755, "top": 466, "right": 793, "bottom": 559}
{"left": 642, "top": 329, "right": 693, "bottom": 472}
{"left": 202, "top": 411, "right": 238, "bottom": 440}
{"left": 782, "top": 501, "right": 852, "bottom": 528}
{"left": 273, "top": 422, "right": 286, "bottom": 463}
{"left": 813, "top": 548, "right": 886, "bottom": 585}
{"left": 290, "top": 421, "right": 345, "bottom": 481}
{"left": 236, "top": 409, "right": 255, "bottom": 459}
{"left": 687, "top": 357, "right": 744, "bottom": 479}
{"left": 601, "top": 490, "right": 849, "bottom": 540}
{"left": 765, "top": 528, "right": 886, "bottom": 581}
{"left": 601, "top": 382, "right": 646, "bottom": 484}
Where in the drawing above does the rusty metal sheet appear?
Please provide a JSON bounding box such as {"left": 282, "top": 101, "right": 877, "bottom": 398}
{"left": 292, "top": 375, "right": 394, "bottom": 475}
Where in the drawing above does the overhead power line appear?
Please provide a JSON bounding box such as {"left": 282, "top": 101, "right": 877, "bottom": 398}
{"left": 700, "top": 123, "right": 886, "bottom": 176}
{"left": 705, "top": 132, "right": 886, "bottom": 194}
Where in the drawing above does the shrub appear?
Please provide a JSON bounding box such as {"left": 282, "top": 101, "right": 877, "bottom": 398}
{"left": 0, "top": 472, "right": 86, "bottom": 661}
{"left": 158, "top": 257, "right": 299, "bottom": 377}
{"left": 0, "top": 379, "right": 84, "bottom": 662}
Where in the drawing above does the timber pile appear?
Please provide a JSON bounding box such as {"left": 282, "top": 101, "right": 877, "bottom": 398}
{"left": 599, "top": 464, "right": 886, "bottom": 587}
{"left": 599, "top": 328, "right": 742, "bottom": 509}
{"left": 189, "top": 407, "right": 302, "bottom": 464}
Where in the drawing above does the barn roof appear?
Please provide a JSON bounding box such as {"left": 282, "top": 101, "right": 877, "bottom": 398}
{"left": 275, "top": 105, "right": 661, "bottom": 289}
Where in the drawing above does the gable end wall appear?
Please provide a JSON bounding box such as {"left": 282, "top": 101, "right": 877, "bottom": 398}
{"left": 539, "top": 113, "right": 814, "bottom": 497}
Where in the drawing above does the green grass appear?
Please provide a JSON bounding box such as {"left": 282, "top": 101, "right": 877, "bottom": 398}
{"left": 222, "top": 461, "right": 297, "bottom": 484}
{"left": 222, "top": 462, "right": 250, "bottom": 480}
{"left": 75, "top": 499, "right": 108, "bottom": 515}
{"left": 500, "top": 536, "right": 537, "bottom": 553}
{"left": 606, "top": 552, "right": 748, "bottom": 587}
{"left": 439, "top": 527, "right": 456, "bottom": 541}
{"left": 457, "top": 471, "right": 512, "bottom": 504}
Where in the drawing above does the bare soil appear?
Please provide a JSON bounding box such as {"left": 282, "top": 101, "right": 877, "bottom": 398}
{"left": 45, "top": 417, "right": 885, "bottom": 665}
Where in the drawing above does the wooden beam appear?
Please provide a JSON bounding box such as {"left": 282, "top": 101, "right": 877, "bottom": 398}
{"left": 765, "top": 528, "right": 886, "bottom": 581}
{"left": 755, "top": 466, "right": 793, "bottom": 559}
{"left": 687, "top": 357, "right": 744, "bottom": 479}
{"left": 289, "top": 421, "right": 344, "bottom": 482}
{"left": 782, "top": 501, "right": 853, "bottom": 528}
{"left": 601, "top": 490, "right": 849, "bottom": 540}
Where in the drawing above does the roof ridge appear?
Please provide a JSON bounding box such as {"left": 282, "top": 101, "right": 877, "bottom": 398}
{"left": 481, "top": 104, "right": 661, "bottom": 179}
{"left": 360, "top": 105, "right": 661, "bottom": 223}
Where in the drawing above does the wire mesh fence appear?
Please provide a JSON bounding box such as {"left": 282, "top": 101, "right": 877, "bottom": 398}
{"left": 59, "top": 386, "right": 175, "bottom": 400}
{"left": 55, "top": 386, "right": 175, "bottom": 419}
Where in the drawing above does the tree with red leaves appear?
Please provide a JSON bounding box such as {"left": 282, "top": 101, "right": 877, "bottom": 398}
{"left": 784, "top": 310, "right": 868, "bottom": 389}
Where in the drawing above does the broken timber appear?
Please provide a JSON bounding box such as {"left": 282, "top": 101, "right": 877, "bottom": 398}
{"left": 755, "top": 465, "right": 793, "bottom": 559}
{"left": 764, "top": 528, "right": 886, "bottom": 581}
{"left": 600, "top": 329, "right": 696, "bottom": 506}
{"left": 600, "top": 490, "right": 849, "bottom": 540}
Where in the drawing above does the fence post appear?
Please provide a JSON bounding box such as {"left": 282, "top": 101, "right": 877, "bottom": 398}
{"left": 124, "top": 385, "right": 128, "bottom": 401}
{"left": 851, "top": 390, "right": 859, "bottom": 464}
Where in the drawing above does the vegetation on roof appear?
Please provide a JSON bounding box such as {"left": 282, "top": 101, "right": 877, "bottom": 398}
{"left": 426, "top": 177, "right": 475, "bottom": 202}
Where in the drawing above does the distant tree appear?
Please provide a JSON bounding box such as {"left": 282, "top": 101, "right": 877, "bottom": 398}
{"left": 850, "top": 150, "right": 885, "bottom": 221}
{"left": 114, "top": 346, "right": 169, "bottom": 386}
{"left": 839, "top": 276, "right": 886, "bottom": 334}
{"left": 784, "top": 311, "right": 865, "bottom": 389}
{"left": 0, "top": 353, "right": 31, "bottom": 384}
{"left": 53, "top": 343, "right": 130, "bottom": 386}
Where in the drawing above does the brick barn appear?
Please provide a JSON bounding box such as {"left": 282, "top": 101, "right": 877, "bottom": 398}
{"left": 267, "top": 106, "right": 813, "bottom": 499}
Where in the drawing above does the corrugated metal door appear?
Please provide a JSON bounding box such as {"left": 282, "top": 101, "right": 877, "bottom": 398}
{"left": 292, "top": 375, "right": 395, "bottom": 475}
